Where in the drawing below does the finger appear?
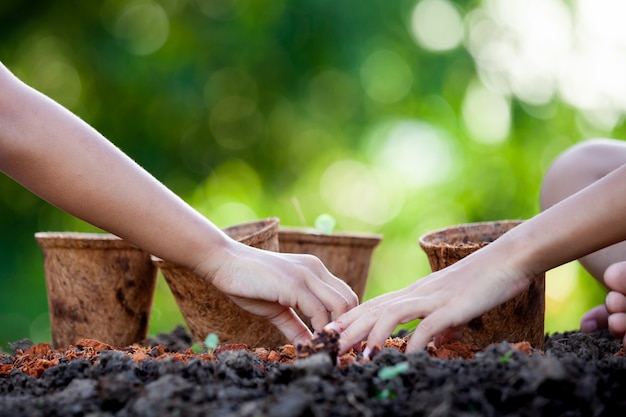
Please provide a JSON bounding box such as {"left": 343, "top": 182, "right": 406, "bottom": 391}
{"left": 265, "top": 305, "right": 314, "bottom": 345}
{"left": 335, "top": 296, "right": 428, "bottom": 355}
{"left": 331, "top": 288, "right": 407, "bottom": 332}
{"left": 296, "top": 272, "right": 358, "bottom": 330}
{"left": 300, "top": 253, "right": 359, "bottom": 304}
{"left": 291, "top": 290, "right": 332, "bottom": 333}
{"left": 363, "top": 306, "right": 416, "bottom": 357}
{"left": 406, "top": 312, "right": 458, "bottom": 353}
{"left": 296, "top": 253, "right": 359, "bottom": 314}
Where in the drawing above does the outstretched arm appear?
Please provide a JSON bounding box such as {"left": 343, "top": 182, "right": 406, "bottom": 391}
{"left": 331, "top": 159, "right": 626, "bottom": 354}
{"left": 0, "top": 62, "right": 357, "bottom": 344}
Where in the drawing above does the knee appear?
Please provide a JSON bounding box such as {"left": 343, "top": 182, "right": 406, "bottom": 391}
{"left": 541, "top": 138, "right": 622, "bottom": 209}
{"left": 546, "top": 139, "right": 618, "bottom": 181}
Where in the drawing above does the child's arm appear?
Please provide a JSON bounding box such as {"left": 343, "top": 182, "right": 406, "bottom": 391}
{"left": 0, "top": 62, "right": 357, "bottom": 344}
{"left": 332, "top": 161, "right": 626, "bottom": 353}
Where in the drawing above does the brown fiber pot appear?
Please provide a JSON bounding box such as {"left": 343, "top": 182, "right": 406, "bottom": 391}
{"left": 153, "top": 218, "right": 287, "bottom": 348}
{"left": 278, "top": 228, "right": 382, "bottom": 302}
{"left": 35, "top": 232, "right": 158, "bottom": 349}
{"left": 418, "top": 220, "right": 545, "bottom": 349}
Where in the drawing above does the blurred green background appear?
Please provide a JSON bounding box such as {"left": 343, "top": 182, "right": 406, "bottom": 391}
{"left": 0, "top": 0, "right": 620, "bottom": 350}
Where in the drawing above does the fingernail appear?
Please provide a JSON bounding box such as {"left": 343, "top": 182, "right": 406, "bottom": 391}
{"left": 324, "top": 321, "right": 338, "bottom": 331}
{"left": 363, "top": 346, "right": 371, "bottom": 359}
{"left": 581, "top": 320, "right": 598, "bottom": 333}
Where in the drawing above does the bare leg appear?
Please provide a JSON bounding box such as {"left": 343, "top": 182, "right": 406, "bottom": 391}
{"left": 541, "top": 138, "right": 626, "bottom": 335}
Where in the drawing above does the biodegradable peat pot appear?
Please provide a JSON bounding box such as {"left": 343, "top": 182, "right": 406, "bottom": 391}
{"left": 418, "top": 220, "right": 546, "bottom": 349}
{"left": 153, "top": 218, "right": 287, "bottom": 348}
{"left": 35, "top": 232, "right": 157, "bottom": 349}
{"left": 278, "top": 228, "right": 382, "bottom": 302}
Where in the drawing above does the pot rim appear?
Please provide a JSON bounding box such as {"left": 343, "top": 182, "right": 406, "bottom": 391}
{"left": 278, "top": 227, "right": 382, "bottom": 248}
{"left": 34, "top": 232, "right": 140, "bottom": 250}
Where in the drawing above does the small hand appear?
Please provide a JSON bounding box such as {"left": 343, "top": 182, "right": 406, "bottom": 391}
{"left": 328, "top": 255, "right": 530, "bottom": 355}
{"left": 206, "top": 241, "right": 359, "bottom": 345}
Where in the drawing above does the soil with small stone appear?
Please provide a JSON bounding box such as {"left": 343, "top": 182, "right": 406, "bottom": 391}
{"left": 1, "top": 326, "right": 625, "bottom": 417}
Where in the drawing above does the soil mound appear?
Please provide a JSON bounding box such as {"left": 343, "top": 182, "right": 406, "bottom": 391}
{"left": 1, "top": 327, "right": 625, "bottom": 416}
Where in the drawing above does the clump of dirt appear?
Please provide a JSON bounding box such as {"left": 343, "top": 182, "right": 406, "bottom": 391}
{"left": 0, "top": 326, "right": 625, "bottom": 416}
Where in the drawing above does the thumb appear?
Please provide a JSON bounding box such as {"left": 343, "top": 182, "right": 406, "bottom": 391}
{"left": 266, "top": 307, "right": 314, "bottom": 345}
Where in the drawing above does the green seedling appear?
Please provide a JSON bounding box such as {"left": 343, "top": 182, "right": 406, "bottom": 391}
{"left": 191, "top": 332, "right": 220, "bottom": 353}
{"left": 375, "top": 361, "right": 410, "bottom": 399}
{"left": 378, "top": 361, "right": 410, "bottom": 380}
{"left": 500, "top": 350, "right": 513, "bottom": 363}
{"left": 204, "top": 333, "right": 219, "bottom": 351}
{"left": 191, "top": 342, "right": 204, "bottom": 353}
{"left": 290, "top": 197, "right": 337, "bottom": 234}
{"left": 376, "top": 387, "right": 397, "bottom": 400}
{"left": 314, "top": 213, "right": 336, "bottom": 234}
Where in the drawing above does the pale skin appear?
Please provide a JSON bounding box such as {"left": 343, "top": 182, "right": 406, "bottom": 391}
{"left": 330, "top": 138, "right": 626, "bottom": 356}
{"left": 0, "top": 62, "right": 357, "bottom": 345}
{"left": 540, "top": 138, "right": 626, "bottom": 335}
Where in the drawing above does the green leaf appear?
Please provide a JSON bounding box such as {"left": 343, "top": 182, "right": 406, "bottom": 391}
{"left": 375, "top": 387, "right": 396, "bottom": 399}
{"left": 378, "top": 361, "right": 410, "bottom": 380}
{"left": 204, "top": 333, "right": 219, "bottom": 351}
{"left": 500, "top": 351, "right": 513, "bottom": 363}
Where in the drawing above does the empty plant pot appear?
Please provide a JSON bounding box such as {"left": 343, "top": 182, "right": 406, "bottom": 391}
{"left": 278, "top": 228, "right": 382, "bottom": 302}
{"left": 418, "top": 220, "right": 545, "bottom": 349}
{"left": 35, "top": 232, "right": 158, "bottom": 349}
{"left": 153, "top": 218, "right": 288, "bottom": 348}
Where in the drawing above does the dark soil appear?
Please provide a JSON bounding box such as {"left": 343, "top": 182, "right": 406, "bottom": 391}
{"left": 1, "top": 326, "right": 625, "bottom": 417}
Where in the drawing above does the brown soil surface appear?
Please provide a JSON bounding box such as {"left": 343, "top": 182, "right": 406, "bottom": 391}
{"left": 1, "top": 326, "right": 625, "bottom": 416}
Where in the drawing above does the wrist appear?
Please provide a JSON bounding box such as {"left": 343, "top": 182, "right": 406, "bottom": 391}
{"left": 191, "top": 230, "right": 242, "bottom": 283}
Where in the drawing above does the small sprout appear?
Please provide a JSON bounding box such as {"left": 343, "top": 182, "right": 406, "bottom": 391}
{"left": 191, "top": 333, "right": 219, "bottom": 353}
{"left": 204, "top": 333, "right": 219, "bottom": 351}
{"left": 375, "top": 387, "right": 397, "bottom": 399}
{"left": 500, "top": 351, "right": 513, "bottom": 363}
{"left": 378, "top": 361, "right": 410, "bottom": 380}
{"left": 375, "top": 361, "right": 410, "bottom": 400}
{"left": 314, "top": 213, "right": 336, "bottom": 234}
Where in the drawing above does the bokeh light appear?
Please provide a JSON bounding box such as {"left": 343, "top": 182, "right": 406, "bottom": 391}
{"left": 461, "top": 80, "right": 511, "bottom": 145}
{"left": 209, "top": 96, "right": 264, "bottom": 150}
{"left": 411, "top": 0, "right": 464, "bottom": 52}
{"left": 320, "top": 160, "right": 404, "bottom": 226}
{"left": 13, "top": 36, "right": 82, "bottom": 109}
{"left": 368, "top": 120, "right": 459, "bottom": 188}
{"left": 102, "top": 0, "right": 170, "bottom": 55}
{"left": 466, "top": 0, "right": 626, "bottom": 131}
{"left": 308, "top": 69, "right": 361, "bottom": 121}
{"left": 360, "top": 50, "right": 413, "bottom": 104}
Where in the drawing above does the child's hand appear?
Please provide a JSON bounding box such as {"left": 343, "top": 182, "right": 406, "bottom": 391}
{"left": 327, "top": 250, "right": 532, "bottom": 355}
{"left": 204, "top": 241, "right": 359, "bottom": 345}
